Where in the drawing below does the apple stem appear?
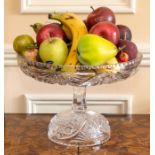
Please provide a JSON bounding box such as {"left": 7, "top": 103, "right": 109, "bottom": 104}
{"left": 48, "top": 38, "right": 52, "bottom": 43}
{"left": 90, "top": 6, "right": 95, "bottom": 12}
{"left": 48, "top": 13, "right": 52, "bottom": 19}
{"left": 124, "top": 32, "right": 127, "bottom": 40}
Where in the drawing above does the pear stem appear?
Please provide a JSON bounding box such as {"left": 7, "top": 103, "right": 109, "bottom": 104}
{"left": 26, "top": 43, "right": 38, "bottom": 49}
{"left": 118, "top": 45, "right": 126, "bottom": 52}
{"left": 30, "top": 25, "right": 34, "bottom": 28}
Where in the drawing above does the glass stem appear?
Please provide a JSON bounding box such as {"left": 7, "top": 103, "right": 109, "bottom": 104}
{"left": 72, "top": 86, "right": 87, "bottom": 112}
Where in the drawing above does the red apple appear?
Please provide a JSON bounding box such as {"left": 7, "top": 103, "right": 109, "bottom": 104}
{"left": 89, "top": 21, "right": 120, "bottom": 45}
{"left": 87, "top": 6, "right": 116, "bottom": 29}
{"left": 83, "top": 19, "right": 89, "bottom": 30}
{"left": 117, "top": 25, "right": 132, "bottom": 41}
{"left": 36, "top": 23, "right": 66, "bottom": 45}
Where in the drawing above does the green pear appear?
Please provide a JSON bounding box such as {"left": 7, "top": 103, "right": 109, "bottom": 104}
{"left": 106, "top": 57, "right": 118, "bottom": 65}
{"left": 77, "top": 34, "right": 118, "bottom": 66}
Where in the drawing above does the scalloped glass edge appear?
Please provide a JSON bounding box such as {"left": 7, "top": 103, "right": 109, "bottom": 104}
{"left": 17, "top": 52, "right": 143, "bottom": 71}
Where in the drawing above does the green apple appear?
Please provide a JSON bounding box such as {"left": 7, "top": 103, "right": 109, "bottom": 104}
{"left": 13, "top": 35, "right": 35, "bottom": 54}
{"left": 39, "top": 37, "right": 68, "bottom": 65}
{"left": 77, "top": 34, "right": 118, "bottom": 66}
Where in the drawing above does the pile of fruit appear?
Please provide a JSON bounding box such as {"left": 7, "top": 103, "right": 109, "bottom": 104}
{"left": 13, "top": 6, "right": 138, "bottom": 68}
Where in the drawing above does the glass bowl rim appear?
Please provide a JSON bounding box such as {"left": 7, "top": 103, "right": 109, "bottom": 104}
{"left": 17, "top": 52, "right": 143, "bottom": 70}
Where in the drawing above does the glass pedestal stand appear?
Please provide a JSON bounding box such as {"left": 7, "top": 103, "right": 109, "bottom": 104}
{"left": 17, "top": 53, "right": 142, "bottom": 148}
{"left": 48, "top": 86, "right": 110, "bottom": 147}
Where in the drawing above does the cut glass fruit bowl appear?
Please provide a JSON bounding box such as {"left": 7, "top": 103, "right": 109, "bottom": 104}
{"left": 17, "top": 53, "right": 142, "bottom": 147}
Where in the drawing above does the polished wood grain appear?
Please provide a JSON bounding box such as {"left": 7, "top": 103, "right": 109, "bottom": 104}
{"left": 5, "top": 114, "right": 150, "bottom": 155}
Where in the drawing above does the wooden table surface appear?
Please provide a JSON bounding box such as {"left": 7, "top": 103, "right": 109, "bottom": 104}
{"left": 5, "top": 114, "right": 150, "bottom": 155}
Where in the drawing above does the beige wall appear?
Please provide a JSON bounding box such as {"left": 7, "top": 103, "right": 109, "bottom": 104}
{"left": 4, "top": 0, "right": 150, "bottom": 114}
{"left": 4, "top": 0, "right": 150, "bottom": 44}
{"left": 5, "top": 67, "right": 150, "bottom": 114}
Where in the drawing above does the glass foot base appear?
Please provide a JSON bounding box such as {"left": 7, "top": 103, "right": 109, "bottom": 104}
{"left": 48, "top": 110, "right": 110, "bottom": 147}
